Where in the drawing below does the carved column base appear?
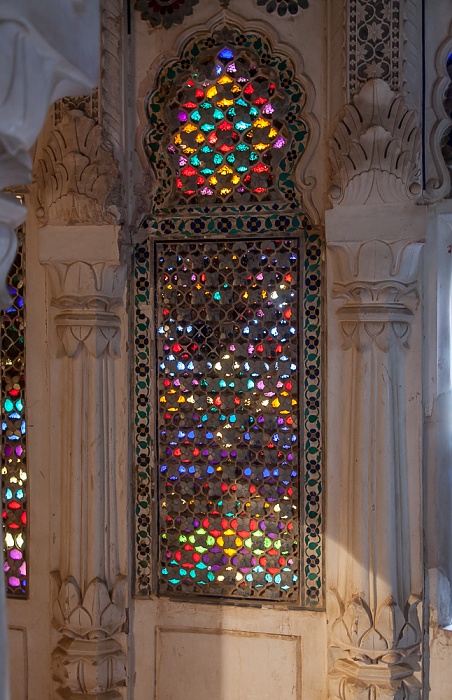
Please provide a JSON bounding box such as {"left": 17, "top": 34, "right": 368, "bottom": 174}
{"left": 330, "top": 659, "right": 421, "bottom": 700}
{"left": 52, "top": 577, "right": 127, "bottom": 699}
{"left": 53, "top": 637, "right": 126, "bottom": 699}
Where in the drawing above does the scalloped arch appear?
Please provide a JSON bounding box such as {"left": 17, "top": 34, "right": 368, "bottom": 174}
{"left": 141, "top": 10, "right": 320, "bottom": 223}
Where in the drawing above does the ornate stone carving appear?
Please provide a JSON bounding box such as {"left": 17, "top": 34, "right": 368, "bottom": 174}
{"left": 35, "top": 111, "right": 118, "bottom": 226}
{"left": 54, "top": 89, "right": 99, "bottom": 125}
{"left": 42, "top": 253, "right": 127, "bottom": 698}
{"left": 328, "top": 238, "right": 424, "bottom": 699}
{"left": 52, "top": 577, "right": 127, "bottom": 699}
{"left": 330, "top": 79, "right": 421, "bottom": 205}
{"left": 348, "top": 0, "right": 400, "bottom": 97}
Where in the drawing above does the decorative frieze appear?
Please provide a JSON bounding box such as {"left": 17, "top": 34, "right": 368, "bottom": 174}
{"left": 327, "top": 236, "right": 424, "bottom": 700}
{"left": 330, "top": 79, "right": 421, "bottom": 205}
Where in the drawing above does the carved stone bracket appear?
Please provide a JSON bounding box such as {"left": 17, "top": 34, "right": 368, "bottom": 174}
{"left": 330, "top": 80, "right": 421, "bottom": 206}
{"left": 327, "top": 237, "right": 424, "bottom": 700}
{"left": 35, "top": 111, "right": 118, "bottom": 227}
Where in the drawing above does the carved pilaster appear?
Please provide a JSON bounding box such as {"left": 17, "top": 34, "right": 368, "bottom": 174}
{"left": 327, "top": 237, "right": 424, "bottom": 700}
{"left": 41, "top": 252, "right": 127, "bottom": 699}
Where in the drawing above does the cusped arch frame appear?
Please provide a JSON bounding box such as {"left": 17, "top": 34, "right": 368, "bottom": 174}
{"left": 141, "top": 10, "right": 321, "bottom": 226}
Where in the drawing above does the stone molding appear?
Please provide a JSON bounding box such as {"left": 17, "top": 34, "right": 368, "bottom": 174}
{"left": 35, "top": 111, "right": 118, "bottom": 227}
{"left": 330, "top": 79, "right": 421, "bottom": 206}
{"left": 327, "top": 237, "right": 423, "bottom": 699}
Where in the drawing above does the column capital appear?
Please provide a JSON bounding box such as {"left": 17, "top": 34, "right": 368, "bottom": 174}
{"left": 329, "top": 239, "right": 423, "bottom": 352}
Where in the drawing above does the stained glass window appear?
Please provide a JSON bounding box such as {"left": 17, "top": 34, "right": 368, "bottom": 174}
{"left": 166, "top": 47, "right": 288, "bottom": 204}
{"left": 1, "top": 227, "right": 27, "bottom": 597}
{"left": 136, "top": 30, "right": 323, "bottom": 608}
{"left": 156, "top": 238, "right": 299, "bottom": 599}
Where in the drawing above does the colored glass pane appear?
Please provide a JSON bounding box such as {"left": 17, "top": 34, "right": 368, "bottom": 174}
{"left": 156, "top": 239, "right": 300, "bottom": 600}
{"left": 2, "top": 224, "right": 27, "bottom": 597}
{"left": 167, "top": 47, "right": 288, "bottom": 204}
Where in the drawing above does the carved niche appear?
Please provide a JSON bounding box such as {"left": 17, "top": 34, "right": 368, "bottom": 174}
{"left": 330, "top": 79, "right": 421, "bottom": 206}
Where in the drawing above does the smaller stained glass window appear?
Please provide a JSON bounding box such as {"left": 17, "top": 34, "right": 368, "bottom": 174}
{"left": 2, "top": 226, "right": 27, "bottom": 597}
{"left": 167, "top": 47, "right": 288, "bottom": 204}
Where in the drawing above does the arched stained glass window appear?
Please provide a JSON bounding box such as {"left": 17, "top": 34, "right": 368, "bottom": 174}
{"left": 2, "top": 223, "right": 27, "bottom": 597}
{"left": 134, "top": 29, "right": 322, "bottom": 607}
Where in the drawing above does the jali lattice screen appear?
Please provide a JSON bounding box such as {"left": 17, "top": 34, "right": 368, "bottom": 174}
{"left": 2, "top": 228, "right": 27, "bottom": 597}
{"left": 135, "top": 27, "right": 323, "bottom": 608}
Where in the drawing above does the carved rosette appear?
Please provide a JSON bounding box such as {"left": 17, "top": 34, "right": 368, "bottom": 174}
{"left": 330, "top": 80, "right": 421, "bottom": 206}
{"left": 45, "top": 259, "right": 128, "bottom": 698}
{"left": 328, "top": 239, "right": 423, "bottom": 700}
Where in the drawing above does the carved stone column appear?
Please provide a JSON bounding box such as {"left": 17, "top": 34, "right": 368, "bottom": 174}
{"left": 40, "top": 230, "right": 127, "bottom": 699}
{"left": 327, "top": 229, "right": 424, "bottom": 699}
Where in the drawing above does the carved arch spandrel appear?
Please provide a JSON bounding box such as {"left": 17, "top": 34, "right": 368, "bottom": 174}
{"left": 135, "top": 9, "right": 321, "bottom": 225}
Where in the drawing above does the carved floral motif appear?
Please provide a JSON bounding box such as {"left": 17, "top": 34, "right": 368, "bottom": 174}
{"left": 330, "top": 79, "right": 421, "bottom": 205}
{"left": 348, "top": 0, "right": 400, "bottom": 97}
{"left": 52, "top": 577, "right": 127, "bottom": 699}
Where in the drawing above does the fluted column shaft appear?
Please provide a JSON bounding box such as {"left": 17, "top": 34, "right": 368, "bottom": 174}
{"left": 326, "top": 207, "right": 425, "bottom": 700}
{"left": 40, "top": 228, "right": 127, "bottom": 700}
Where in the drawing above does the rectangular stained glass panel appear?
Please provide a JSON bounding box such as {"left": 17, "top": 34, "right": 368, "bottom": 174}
{"left": 156, "top": 238, "right": 300, "bottom": 601}
{"left": 2, "top": 230, "right": 27, "bottom": 597}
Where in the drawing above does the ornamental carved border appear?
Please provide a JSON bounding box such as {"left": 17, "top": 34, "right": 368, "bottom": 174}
{"left": 348, "top": 0, "right": 401, "bottom": 97}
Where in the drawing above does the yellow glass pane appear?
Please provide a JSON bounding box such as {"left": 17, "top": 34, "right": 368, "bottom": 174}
{"left": 220, "top": 187, "right": 232, "bottom": 195}
{"left": 206, "top": 85, "right": 218, "bottom": 98}
{"left": 217, "top": 98, "right": 234, "bottom": 107}
{"left": 209, "top": 175, "right": 218, "bottom": 185}
{"left": 254, "top": 142, "right": 270, "bottom": 151}
{"left": 182, "top": 146, "right": 196, "bottom": 154}
{"left": 218, "top": 164, "right": 233, "bottom": 175}
{"left": 174, "top": 133, "right": 182, "bottom": 145}
{"left": 231, "top": 174, "right": 241, "bottom": 184}
{"left": 253, "top": 117, "right": 271, "bottom": 128}
{"left": 268, "top": 127, "right": 278, "bottom": 138}
{"left": 182, "top": 123, "right": 197, "bottom": 133}
{"left": 195, "top": 133, "right": 205, "bottom": 143}
{"left": 217, "top": 75, "right": 233, "bottom": 84}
